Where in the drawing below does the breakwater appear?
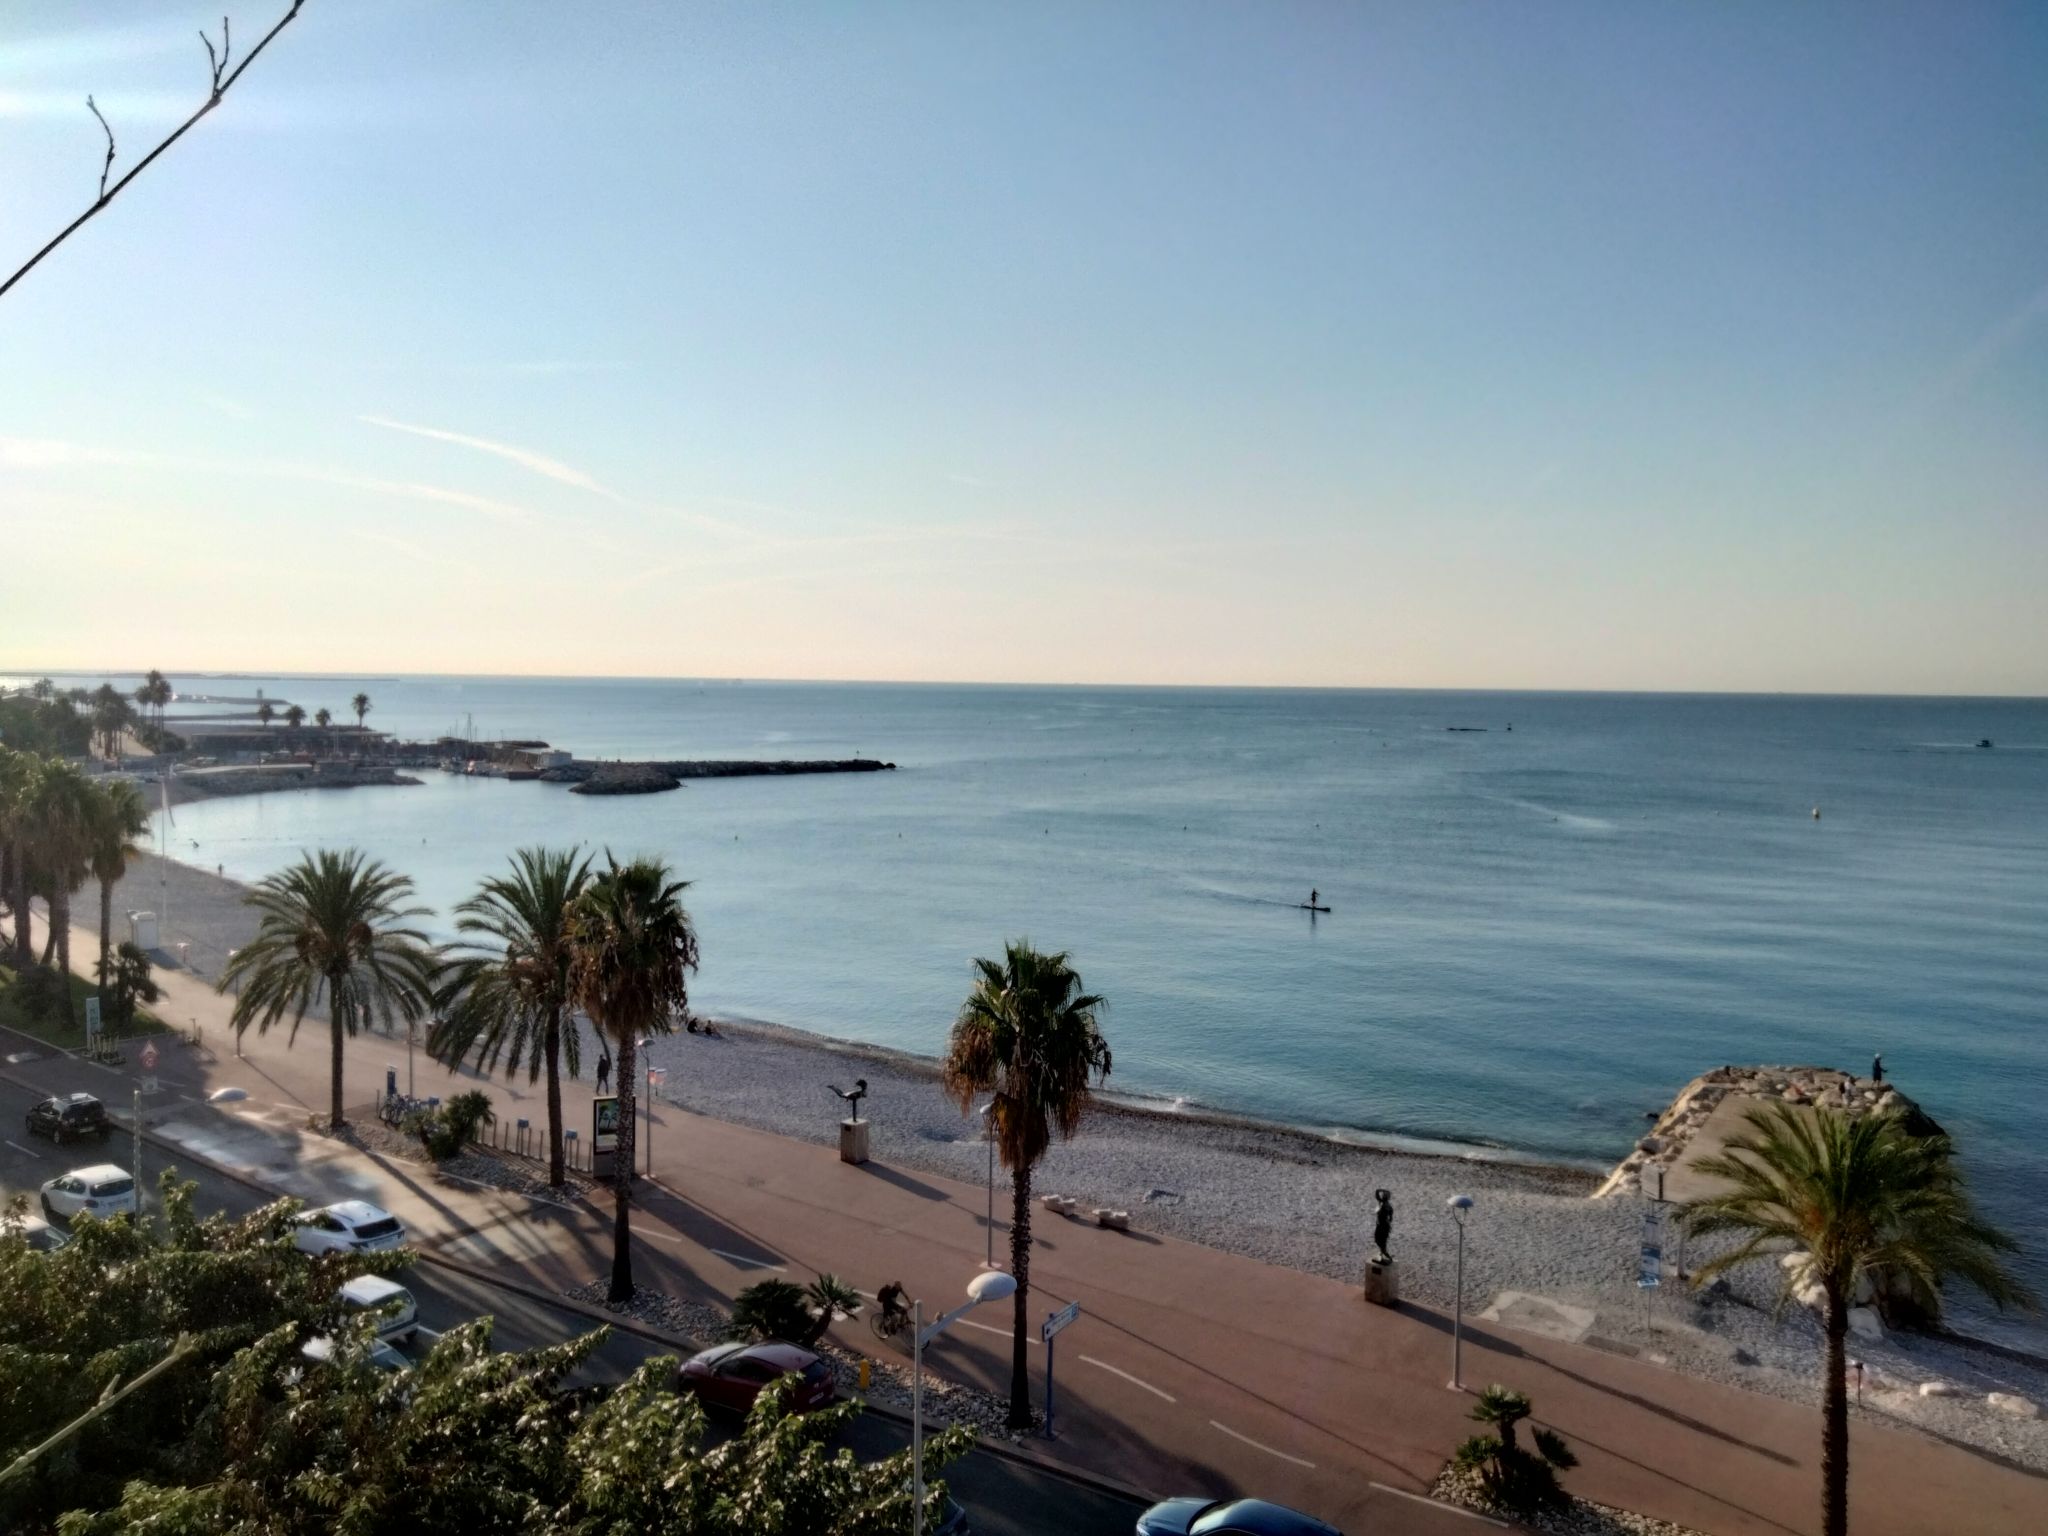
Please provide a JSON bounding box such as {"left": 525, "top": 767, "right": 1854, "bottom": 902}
{"left": 541, "top": 757, "right": 896, "bottom": 795}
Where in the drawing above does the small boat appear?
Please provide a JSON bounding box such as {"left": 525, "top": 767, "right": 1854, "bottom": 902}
{"left": 1977, "top": 739, "right": 1994, "bottom": 749}
{"left": 1299, "top": 903, "right": 1332, "bottom": 913}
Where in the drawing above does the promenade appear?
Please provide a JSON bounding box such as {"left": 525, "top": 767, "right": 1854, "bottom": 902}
{"left": 15, "top": 905, "right": 2048, "bottom": 1536}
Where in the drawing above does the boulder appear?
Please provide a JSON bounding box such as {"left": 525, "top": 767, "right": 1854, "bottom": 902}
{"left": 1847, "top": 1306, "right": 1885, "bottom": 1342}
{"left": 1988, "top": 1393, "right": 2040, "bottom": 1418}
{"left": 1918, "top": 1381, "right": 1960, "bottom": 1399}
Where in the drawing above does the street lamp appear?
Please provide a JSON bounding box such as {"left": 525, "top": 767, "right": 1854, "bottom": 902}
{"left": 978, "top": 1100, "right": 998, "bottom": 1269}
{"left": 913, "top": 1269, "right": 1016, "bottom": 1536}
{"left": 1447, "top": 1194, "right": 1474, "bottom": 1390}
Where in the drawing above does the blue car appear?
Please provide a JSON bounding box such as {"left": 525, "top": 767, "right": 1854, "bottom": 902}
{"left": 1134, "top": 1498, "right": 1341, "bottom": 1536}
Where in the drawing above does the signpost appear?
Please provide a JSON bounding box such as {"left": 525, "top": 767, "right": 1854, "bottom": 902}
{"left": 1040, "top": 1300, "right": 1081, "bottom": 1439}
{"left": 646, "top": 1066, "right": 666, "bottom": 1174}
{"left": 138, "top": 1039, "right": 159, "bottom": 1096}
{"left": 84, "top": 996, "right": 101, "bottom": 1055}
{"left": 1638, "top": 1205, "right": 1663, "bottom": 1329}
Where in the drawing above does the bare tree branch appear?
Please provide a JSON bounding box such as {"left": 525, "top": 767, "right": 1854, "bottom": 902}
{"left": 1, "top": 1, "right": 308, "bottom": 305}
{"left": 86, "top": 96, "right": 116, "bottom": 202}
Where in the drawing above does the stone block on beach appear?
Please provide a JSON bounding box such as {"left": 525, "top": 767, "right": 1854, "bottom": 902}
{"left": 1363, "top": 1259, "right": 1399, "bottom": 1307}
{"left": 1094, "top": 1208, "right": 1129, "bottom": 1230}
{"left": 1988, "top": 1392, "right": 2040, "bottom": 1418}
{"left": 838, "top": 1118, "right": 869, "bottom": 1165}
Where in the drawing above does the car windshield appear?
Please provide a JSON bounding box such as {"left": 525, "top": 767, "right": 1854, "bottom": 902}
{"left": 351, "top": 1217, "right": 401, "bottom": 1240}
{"left": 802, "top": 1360, "right": 831, "bottom": 1383}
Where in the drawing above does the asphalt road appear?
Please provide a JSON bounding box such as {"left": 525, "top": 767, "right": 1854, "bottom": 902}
{"left": 1, "top": 1077, "right": 1149, "bottom": 1536}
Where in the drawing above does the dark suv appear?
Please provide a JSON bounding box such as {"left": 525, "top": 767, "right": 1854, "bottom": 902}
{"left": 26, "top": 1093, "right": 112, "bottom": 1145}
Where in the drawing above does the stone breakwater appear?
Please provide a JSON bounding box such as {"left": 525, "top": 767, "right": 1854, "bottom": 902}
{"left": 1594, "top": 1064, "right": 1940, "bottom": 1199}
{"left": 166, "top": 763, "right": 420, "bottom": 804}
{"left": 544, "top": 757, "right": 897, "bottom": 796}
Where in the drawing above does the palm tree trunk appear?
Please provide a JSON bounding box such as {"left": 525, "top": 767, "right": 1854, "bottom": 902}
{"left": 97, "top": 877, "right": 113, "bottom": 992}
{"left": 544, "top": 1006, "right": 566, "bottom": 1188}
{"left": 52, "top": 891, "right": 73, "bottom": 1023}
{"left": 329, "top": 1011, "right": 346, "bottom": 1130}
{"left": 1007, "top": 1162, "right": 1034, "bottom": 1430}
{"left": 1821, "top": 1292, "right": 1849, "bottom": 1536}
{"left": 11, "top": 857, "right": 32, "bottom": 967}
{"left": 609, "top": 1029, "right": 637, "bottom": 1302}
{"left": 40, "top": 910, "right": 59, "bottom": 968}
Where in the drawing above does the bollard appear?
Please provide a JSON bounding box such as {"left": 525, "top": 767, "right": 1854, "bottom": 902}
{"left": 858, "top": 1358, "right": 871, "bottom": 1393}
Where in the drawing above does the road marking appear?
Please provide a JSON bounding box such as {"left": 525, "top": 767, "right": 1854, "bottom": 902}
{"left": 953, "top": 1316, "right": 1033, "bottom": 1342}
{"left": 413, "top": 1326, "right": 442, "bottom": 1344}
{"left": 706, "top": 1247, "right": 785, "bottom": 1271}
{"left": 1368, "top": 1483, "right": 1508, "bottom": 1526}
{"left": 1209, "top": 1420, "right": 1317, "bottom": 1470}
{"left": 3, "top": 1139, "right": 43, "bottom": 1160}
{"left": 1079, "top": 1355, "right": 1175, "bottom": 1402}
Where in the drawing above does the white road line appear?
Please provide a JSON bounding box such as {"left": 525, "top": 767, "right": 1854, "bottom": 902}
{"left": 706, "top": 1247, "right": 785, "bottom": 1271}
{"left": 638, "top": 1229, "right": 684, "bottom": 1246}
{"left": 3, "top": 1139, "right": 43, "bottom": 1160}
{"left": 1079, "top": 1355, "right": 1175, "bottom": 1402}
{"left": 1209, "top": 1420, "right": 1317, "bottom": 1470}
{"left": 953, "top": 1316, "right": 1033, "bottom": 1342}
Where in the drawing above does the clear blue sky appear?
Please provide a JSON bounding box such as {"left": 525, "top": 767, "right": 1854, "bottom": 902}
{"left": 3, "top": 1, "right": 2044, "bottom": 692}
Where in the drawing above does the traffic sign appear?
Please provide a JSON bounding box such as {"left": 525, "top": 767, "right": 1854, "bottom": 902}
{"left": 84, "top": 997, "right": 102, "bottom": 1041}
{"left": 1638, "top": 1206, "right": 1662, "bottom": 1290}
{"left": 139, "top": 1041, "right": 159, "bottom": 1072}
{"left": 139, "top": 1076, "right": 159, "bottom": 1095}
{"left": 1041, "top": 1300, "right": 1081, "bottom": 1343}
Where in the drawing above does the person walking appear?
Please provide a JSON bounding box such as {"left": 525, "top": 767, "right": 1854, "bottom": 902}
{"left": 595, "top": 1049, "right": 612, "bottom": 1096}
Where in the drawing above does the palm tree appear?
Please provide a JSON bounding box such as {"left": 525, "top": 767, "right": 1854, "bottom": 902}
{"left": 86, "top": 779, "right": 151, "bottom": 995}
{"left": 1681, "top": 1102, "right": 2033, "bottom": 1536}
{"left": 314, "top": 707, "right": 333, "bottom": 734}
{"left": 940, "top": 941, "right": 1111, "bottom": 1429}
{"left": 567, "top": 854, "right": 699, "bottom": 1302}
{"left": 217, "top": 850, "right": 440, "bottom": 1130}
{"left": 22, "top": 760, "right": 97, "bottom": 1019}
{"left": 351, "top": 692, "right": 372, "bottom": 735}
{"left": 284, "top": 704, "right": 306, "bottom": 738}
{"left": 0, "top": 748, "right": 36, "bottom": 965}
{"left": 30, "top": 678, "right": 53, "bottom": 701}
{"left": 431, "top": 847, "right": 592, "bottom": 1188}
{"left": 90, "top": 684, "right": 131, "bottom": 759}
{"left": 255, "top": 700, "right": 275, "bottom": 733}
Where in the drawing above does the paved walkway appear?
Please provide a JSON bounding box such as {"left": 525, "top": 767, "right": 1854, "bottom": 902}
{"left": 13, "top": 905, "right": 2048, "bottom": 1535}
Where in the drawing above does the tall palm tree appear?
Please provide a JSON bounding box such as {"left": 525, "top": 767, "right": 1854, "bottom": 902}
{"left": 0, "top": 748, "right": 36, "bottom": 965}
{"left": 284, "top": 704, "right": 306, "bottom": 738}
{"left": 941, "top": 940, "right": 1111, "bottom": 1430}
{"left": 217, "top": 850, "right": 440, "bottom": 1130}
{"left": 432, "top": 847, "right": 592, "bottom": 1188}
{"left": 567, "top": 854, "right": 698, "bottom": 1302}
{"left": 314, "top": 707, "right": 333, "bottom": 733}
{"left": 22, "top": 760, "right": 97, "bottom": 1018}
{"left": 1681, "top": 1102, "right": 2033, "bottom": 1536}
{"left": 351, "top": 692, "right": 372, "bottom": 735}
{"left": 255, "top": 701, "right": 275, "bottom": 733}
{"left": 86, "top": 779, "right": 151, "bottom": 994}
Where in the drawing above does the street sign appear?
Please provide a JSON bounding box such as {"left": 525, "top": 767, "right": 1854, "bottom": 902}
{"left": 139, "top": 1076, "right": 159, "bottom": 1095}
{"left": 140, "top": 1041, "right": 159, "bottom": 1072}
{"left": 1041, "top": 1300, "right": 1081, "bottom": 1344}
{"left": 85, "top": 997, "right": 101, "bottom": 1041}
{"left": 1637, "top": 1207, "right": 1663, "bottom": 1290}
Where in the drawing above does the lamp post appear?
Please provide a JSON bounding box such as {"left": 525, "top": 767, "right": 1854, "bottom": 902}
{"left": 646, "top": 1062, "right": 666, "bottom": 1175}
{"left": 1447, "top": 1194, "right": 1474, "bottom": 1390}
{"left": 914, "top": 1269, "right": 1016, "bottom": 1536}
{"left": 979, "top": 1100, "right": 997, "bottom": 1269}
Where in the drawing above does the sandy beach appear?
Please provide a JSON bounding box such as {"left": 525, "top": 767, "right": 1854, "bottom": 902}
{"left": 100, "top": 849, "right": 2048, "bottom": 1472}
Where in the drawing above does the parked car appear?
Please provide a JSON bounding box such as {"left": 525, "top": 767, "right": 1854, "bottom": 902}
{"left": 26, "top": 1093, "right": 112, "bottom": 1144}
{"left": 1134, "top": 1499, "right": 1342, "bottom": 1536}
{"left": 335, "top": 1274, "right": 419, "bottom": 1344}
{"left": 40, "top": 1164, "right": 139, "bottom": 1224}
{"left": 2, "top": 1213, "right": 71, "bottom": 1252}
{"left": 678, "top": 1340, "right": 836, "bottom": 1415}
{"left": 298, "top": 1333, "right": 411, "bottom": 1373}
{"left": 291, "top": 1201, "right": 406, "bottom": 1256}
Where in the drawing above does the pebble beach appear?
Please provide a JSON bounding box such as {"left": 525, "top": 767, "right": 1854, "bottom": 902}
{"left": 107, "top": 848, "right": 2048, "bottom": 1472}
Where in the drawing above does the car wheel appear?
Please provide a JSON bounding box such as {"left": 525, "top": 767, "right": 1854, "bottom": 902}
{"left": 40, "top": 1196, "right": 57, "bottom": 1221}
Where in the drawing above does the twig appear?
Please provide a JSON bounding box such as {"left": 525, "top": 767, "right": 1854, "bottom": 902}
{"left": 1, "top": 1, "right": 308, "bottom": 304}
{"left": 86, "top": 96, "right": 115, "bottom": 201}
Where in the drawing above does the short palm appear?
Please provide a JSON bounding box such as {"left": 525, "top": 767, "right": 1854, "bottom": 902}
{"left": 432, "top": 847, "right": 591, "bottom": 1187}
{"left": 218, "top": 850, "right": 439, "bottom": 1130}
{"left": 1682, "top": 1102, "right": 2031, "bottom": 1536}
{"left": 941, "top": 940, "right": 1111, "bottom": 1430}
{"left": 568, "top": 854, "right": 698, "bottom": 1303}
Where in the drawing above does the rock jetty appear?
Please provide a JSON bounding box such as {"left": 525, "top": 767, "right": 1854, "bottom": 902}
{"left": 1594, "top": 1064, "right": 1940, "bottom": 1199}
{"left": 541, "top": 757, "right": 894, "bottom": 790}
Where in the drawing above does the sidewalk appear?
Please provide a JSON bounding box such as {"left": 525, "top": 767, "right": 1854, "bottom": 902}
{"left": 17, "top": 904, "right": 2048, "bottom": 1536}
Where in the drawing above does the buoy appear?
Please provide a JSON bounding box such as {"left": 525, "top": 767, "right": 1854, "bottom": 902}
{"left": 1812, "top": 807, "right": 1821, "bottom": 820}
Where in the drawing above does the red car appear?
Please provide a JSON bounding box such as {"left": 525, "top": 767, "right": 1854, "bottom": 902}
{"left": 679, "top": 1341, "right": 837, "bottom": 1415}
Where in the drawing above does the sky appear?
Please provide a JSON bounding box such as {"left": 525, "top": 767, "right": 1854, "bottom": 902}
{"left": 2, "top": 1, "right": 2045, "bottom": 694}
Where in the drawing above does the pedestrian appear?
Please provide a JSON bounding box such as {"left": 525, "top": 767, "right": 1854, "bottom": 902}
{"left": 1872, "top": 1052, "right": 1884, "bottom": 1084}
{"left": 595, "top": 1051, "right": 612, "bottom": 1096}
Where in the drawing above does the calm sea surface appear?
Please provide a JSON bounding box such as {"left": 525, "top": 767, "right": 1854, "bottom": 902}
{"left": 34, "top": 676, "right": 2048, "bottom": 1345}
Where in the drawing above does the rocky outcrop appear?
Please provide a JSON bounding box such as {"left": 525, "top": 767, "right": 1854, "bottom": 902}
{"left": 542, "top": 757, "right": 894, "bottom": 785}
{"left": 568, "top": 763, "right": 681, "bottom": 795}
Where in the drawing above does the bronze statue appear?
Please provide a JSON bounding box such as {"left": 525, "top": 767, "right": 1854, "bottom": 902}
{"left": 829, "top": 1078, "right": 868, "bottom": 1122}
{"left": 1372, "top": 1187, "right": 1394, "bottom": 1264}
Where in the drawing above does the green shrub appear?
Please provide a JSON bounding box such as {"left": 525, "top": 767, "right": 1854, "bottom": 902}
{"left": 1451, "top": 1385, "right": 1578, "bottom": 1513}
{"left": 107, "top": 941, "right": 160, "bottom": 1024}
{"left": 11, "top": 964, "right": 70, "bottom": 1022}
{"left": 404, "top": 1090, "right": 495, "bottom": 1160}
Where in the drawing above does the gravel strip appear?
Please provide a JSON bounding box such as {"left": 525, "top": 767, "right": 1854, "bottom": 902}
{"left": 1430, "top": 1465, "right": 1708, "bottom": 1536}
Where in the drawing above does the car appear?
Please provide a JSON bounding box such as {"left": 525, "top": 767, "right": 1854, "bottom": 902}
{"left": 26, "top": 1093, "right": 112, "bottom": 1144}
{"left": 298, "top": 1333, "right": 412, "bottom": 1373}
{"left": 1, "top": 1213, "right": 71, "bottom": 1252}
{"left": 335, "top": 1274, "right": 419, "bottom": 1344}
{"left": 40, "top": 1164, "right": 138, "bottom": 1224}
{"left": 291, "top": 1201, "right": 406, "bottom": 1256}
{"left": 678, "top": 1340, "right": 836, "bottom": 1415}
{"left": 1134, "top": 1499, "right": 1343, "bottom": 1536}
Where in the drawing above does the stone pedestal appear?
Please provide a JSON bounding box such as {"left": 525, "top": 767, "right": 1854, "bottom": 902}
{"left": 839, "top": 1118, "right": 870, "bottom": 1165}
{"left": 1364, "top": 1258, "right": 1400, "bottom": 1307}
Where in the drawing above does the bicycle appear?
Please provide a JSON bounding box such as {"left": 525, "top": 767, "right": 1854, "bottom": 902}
{"left": 868, "top": 1305, "right": 911, "bottom": 1345}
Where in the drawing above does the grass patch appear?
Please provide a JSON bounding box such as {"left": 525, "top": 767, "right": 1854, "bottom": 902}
{"left": 0, "top": 960, "right": 164, "bottom": 1055}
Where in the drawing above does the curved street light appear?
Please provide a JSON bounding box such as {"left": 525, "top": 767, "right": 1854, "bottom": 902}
{"left": 1447, "top": 1194, "right": 1474, "bottom": 1389}
{"left": 913, "top": 1269, "right": 1017, "bottom": 1536}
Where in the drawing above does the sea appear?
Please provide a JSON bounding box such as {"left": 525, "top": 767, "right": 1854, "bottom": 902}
{"left": 20, "top": 675, "right": 2048, "bottom": 1348}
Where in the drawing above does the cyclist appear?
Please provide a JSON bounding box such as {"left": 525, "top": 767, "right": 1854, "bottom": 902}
{"left": 876, "top": 1280, "right": 910, "bottom": 1332}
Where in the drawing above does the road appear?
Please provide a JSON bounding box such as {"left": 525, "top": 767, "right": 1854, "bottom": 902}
{"left": 0, "top": 1076, "right": 1150, "bottom": 1536}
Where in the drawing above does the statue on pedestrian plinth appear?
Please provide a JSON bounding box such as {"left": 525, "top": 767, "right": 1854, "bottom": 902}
{"left": 1372, "top": 1188, "right": 1394, "bottom": 1265}
{"left": 829, "top": 1078, "right": 868, "bottom": 1123}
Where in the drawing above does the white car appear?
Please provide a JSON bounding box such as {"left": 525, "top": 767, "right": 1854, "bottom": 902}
{"left": 291, "top": 1201, "right": 406, "bottom": 1256}
{"left": 41, "top": 1164, "right": 138, "bottom": 1224}
{"left": 298, "top": 1333, "right": 411, "bottom": 1373}
{"left": 3, "top": 1213, "right": 71, "bottom": 1252}
{"left": 336, "top": 1274, "right": 419, "bottom": 1344}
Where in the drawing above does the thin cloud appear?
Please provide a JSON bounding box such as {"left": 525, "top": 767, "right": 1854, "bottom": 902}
{"left": 358, "top": 415, "right": 623, "bottom": 501}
